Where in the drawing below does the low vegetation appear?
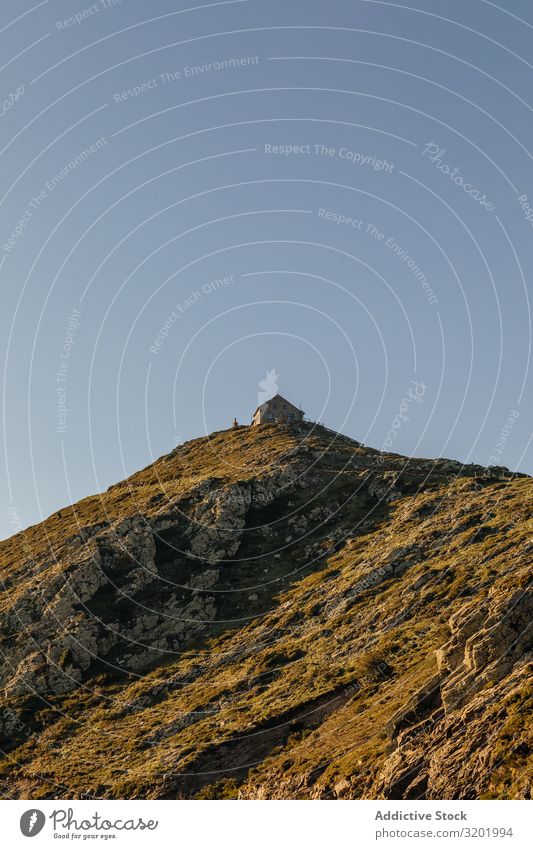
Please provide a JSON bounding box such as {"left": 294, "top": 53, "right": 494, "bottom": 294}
{"left": 0, "top": 423, "right": 531, "bottom": 799}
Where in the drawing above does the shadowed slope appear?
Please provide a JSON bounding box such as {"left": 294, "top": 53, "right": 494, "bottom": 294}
{"left": 0, "top": 423, "right": 531, "bottom": 799}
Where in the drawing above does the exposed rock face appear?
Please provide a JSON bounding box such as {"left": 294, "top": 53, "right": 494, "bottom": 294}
{"left": 1, "top": 469, "right": 302, "bottom": 698}
{"left": 0, "top": 423, "right": 530, "bottom": 799}
{"left": 439, "top": 577, "right": 533, "bottom": 711}
{"left": 367, "top": 570, "right": 533, "bottom": 801}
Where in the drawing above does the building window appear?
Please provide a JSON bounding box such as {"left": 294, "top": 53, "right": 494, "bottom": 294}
{"left": 267, "top": 412, "right": 274, "bottom": 421}
{"left": 288, "top": 413, "right": 294, "bottom": 422}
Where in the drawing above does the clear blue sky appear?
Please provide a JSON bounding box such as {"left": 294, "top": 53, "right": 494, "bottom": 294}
{"left": 1, "top": 0, "right": 532, "bottom": 539}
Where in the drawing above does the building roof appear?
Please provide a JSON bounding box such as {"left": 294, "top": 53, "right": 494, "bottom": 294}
{"left": 252, "top": 394, "right": 304, "bottom": 417}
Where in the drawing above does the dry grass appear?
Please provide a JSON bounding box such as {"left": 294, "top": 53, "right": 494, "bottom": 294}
{"left": 0, "top": 423, "right": 531, "bottom": 799}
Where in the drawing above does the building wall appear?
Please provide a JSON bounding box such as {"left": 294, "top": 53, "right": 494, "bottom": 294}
{"left": 253, "top": 398, "right": 303, "bottom": 425}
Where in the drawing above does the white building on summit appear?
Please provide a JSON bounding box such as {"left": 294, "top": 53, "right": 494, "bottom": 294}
{"left": 252, "top": 394, "right": 304, "bottom": 426}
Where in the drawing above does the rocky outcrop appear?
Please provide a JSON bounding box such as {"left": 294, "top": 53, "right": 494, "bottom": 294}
{"left": 0, "top": 422, "right": 530, "bottom": 799}
{"left": 2, "top": 509, "right": 222, "bottom": 696}
{"left": 0, "top": 460, "right": 308, "bottom": 698}
{"left": 436, "top": 592, "right": 531, "bottom": 710}
{"left": 367, "top": 570, "right": 532, "bottom": 800}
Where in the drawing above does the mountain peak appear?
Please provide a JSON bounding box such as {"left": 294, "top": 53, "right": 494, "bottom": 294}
{"left": 0, "top": 423, "right": 530, "bottom": 799}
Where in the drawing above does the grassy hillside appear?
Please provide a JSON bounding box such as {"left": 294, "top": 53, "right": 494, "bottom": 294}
{"left": 0, "top": 423, "right": 531, "bottom": 799}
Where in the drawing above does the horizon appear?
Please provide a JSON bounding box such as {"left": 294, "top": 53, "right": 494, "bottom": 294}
{"left": 2, "top": 407, "right": 526, "bottom": 543}
{"left": 1, "top": 0, "right": 532, "bottom": 540}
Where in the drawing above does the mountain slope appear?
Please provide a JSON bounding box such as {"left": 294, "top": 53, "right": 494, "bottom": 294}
{"left": 0, "top": 423, "right": 531, "bottom": 799}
